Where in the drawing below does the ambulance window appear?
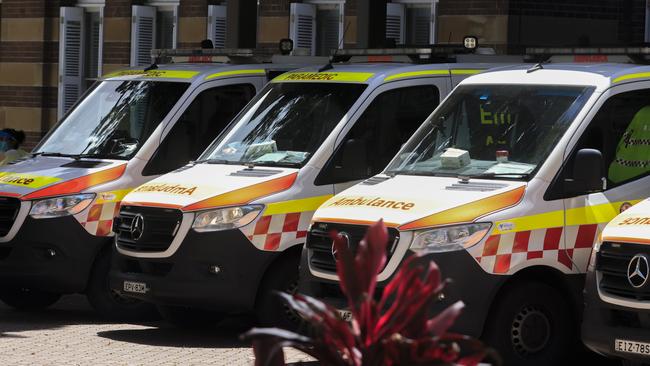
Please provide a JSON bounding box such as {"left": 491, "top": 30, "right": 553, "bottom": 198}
{"left": 316, "top": 85, "right": 440, "bottom": 185}
{"left": 142, "top": 84, "right": 256, "bottom": 176}
{"left": 548, "top": 88, "right": 650, "bottom": 198}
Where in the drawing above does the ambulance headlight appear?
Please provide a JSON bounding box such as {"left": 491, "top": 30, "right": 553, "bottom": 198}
{"left": 29, "top": 193, "right": 96, "bottom": 219}
{"left": 588, "top": 234, "right": 602, "bottom": 270}
{"left": 192, "top": 205, "right": 263, "bottom": 232}
{"left": 410, "top": 223, "right": 491, "bottom": 253}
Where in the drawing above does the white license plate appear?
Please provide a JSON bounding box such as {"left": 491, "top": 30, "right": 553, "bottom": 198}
{"left": 615, "top": 339, "right": 650, "bottom": 356}
{"left": 337, "top": 309, "right": 353, "bottom": 322}
{"left": 123, "top": 281, "right": 148, "bottom": 294}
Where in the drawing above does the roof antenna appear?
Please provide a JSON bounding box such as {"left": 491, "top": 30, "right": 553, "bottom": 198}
{"left": 526, "top": 63, "right": 544, "bottom": 73}
{"left": 319, "top": 21, "right": 351, "bottom": 72}
{"left": 144, "top": 62, "right": 158, "bottom": 72}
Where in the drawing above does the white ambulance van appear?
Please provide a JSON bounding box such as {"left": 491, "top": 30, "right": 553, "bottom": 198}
{"left": 583, "top": 198, "right": 650, "bottom": 364}
{"left": 108, "top": 48, "right": 520, "bottom": 327}
{"left": 0, "top": 50, "right": 303, "bottom": 319}
{"left": 300, "top": 51, "right": 650, "bottom": 365}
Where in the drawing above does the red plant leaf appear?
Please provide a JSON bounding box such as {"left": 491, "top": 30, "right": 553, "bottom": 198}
{"left": 427, "top": 301, "right": 466, "bottom": 337}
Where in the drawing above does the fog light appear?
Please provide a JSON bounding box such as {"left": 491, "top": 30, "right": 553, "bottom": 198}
{"left": 46, "top": 249, "right": 56, "bottom": 258}
{"left": 463, "top": 35, "right": 478, "bottom": 50}
{"left": 208, "top": 265, "right": 221, "bottom": 275}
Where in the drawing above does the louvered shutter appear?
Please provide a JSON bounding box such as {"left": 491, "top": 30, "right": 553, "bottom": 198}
{"left": 207, "top": 5, "right": 227, "bottom": 48}
{"left": 58, "top": 7, "right": 84, "bottom": 119}
{"left": 430, "top": 0, "right": 437, "bottom": 44}
{"left": 289, "top": 3, "right": 316, "bottom": 56}
{"left": 407, "top": 6, "right": 431, "bottom": 46}
{"left": 131, "top": 5, "right": 156, "bottom": 66}
{"left": 386, "top": 3, "right": 405, "bottom": 45}
{"left": 316, "top": 7, "right": 340, "bottom": 56}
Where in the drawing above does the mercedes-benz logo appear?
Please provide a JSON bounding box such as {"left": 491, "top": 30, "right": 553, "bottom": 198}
{"left": 627, "top": 254, "right": 649, "bottom": 289}
{"left": 130, "top": 214, "right": 145, "bottom": 241}
{"left": 332, "top": 232, "right": 351, "bottom": 261}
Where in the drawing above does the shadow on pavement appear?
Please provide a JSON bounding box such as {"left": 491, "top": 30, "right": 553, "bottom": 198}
{"left": 96, "top": 315, "right": 255, "bottom": 349}
{"left": 0, "top": 294, "right": 102, "bottom": 335}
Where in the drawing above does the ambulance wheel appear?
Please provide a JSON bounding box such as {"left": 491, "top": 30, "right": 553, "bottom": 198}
{"left": 157, "top": 305, "right": 224, "bottom": 329}
{"left": 255, "top": 252, "right": 302, "bottom": 330}
{"left": 483, "top": 281, "right": 574, "bottom": 366}
{"left": 0, "top": 288, "right": 61, "bottom": 310}
{"left": 86, "top": 248, "right": 159, "bottom": 321}
{"left": 622, "top": 361, "right": 650, "bottom": 366}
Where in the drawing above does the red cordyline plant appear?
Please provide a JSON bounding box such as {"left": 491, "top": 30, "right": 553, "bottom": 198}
{"left": 243, "top": 219, "right": 490, "bottom": 366}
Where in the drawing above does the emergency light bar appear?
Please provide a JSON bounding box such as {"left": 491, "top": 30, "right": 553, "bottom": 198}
{"left": 151, "top": 48, "right": 276, "bottom": 64}
{"left": 526, "top": 46, "right": 650, "bottom": 63}
{"left": 332, "top": 46, "right": 484, "bottom": 63}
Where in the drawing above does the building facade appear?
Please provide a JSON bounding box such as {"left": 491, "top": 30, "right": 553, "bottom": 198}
{"left": 0, "top": 0, "right": 646, "bottom": 150}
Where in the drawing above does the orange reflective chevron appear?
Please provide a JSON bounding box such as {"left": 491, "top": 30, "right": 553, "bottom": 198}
{"left": 311, "top": 217, "right": 400, "bottom": 228}
{"left": 120, "top": 201, "right": 184, "bottom": 210}
{"left": 399, "top": 186, "right": 526, "bottom": 231}
{"left": 182, "top": 172, "right": 298, "bottom": 211}
{"left": 23, "top": 164, "right": 127, "bottom": 200}
{"left": 601, "top": 236, "right": 650, "bottom": 245}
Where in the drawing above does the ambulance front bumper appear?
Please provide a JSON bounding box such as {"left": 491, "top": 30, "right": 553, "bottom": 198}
{"left": 582, "top": 268, "right": 650, "bottom": 362}
{"left": 299, "top": 248, "right": 506, "bottom": 338}
{"left": 109, "top": 229, "right": 278, "bottom": 312}
{"left": 0, "top": 215, "right": 108, "bottom": 293}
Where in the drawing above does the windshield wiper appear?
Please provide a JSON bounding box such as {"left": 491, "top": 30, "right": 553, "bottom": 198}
{"left": 459, "top": 172, "right": 531, "bottom": 180}
{"left": 33, "top": 152, "right": 123, "bottom": 160}
{"left": 193, "top": 158, "right": 239, "bottom": 165}
{"left": 387, "top": 170, "right": 457, "bottom": 177}
{"left": 248, "top": 161, "right": 302, "bottom": 168}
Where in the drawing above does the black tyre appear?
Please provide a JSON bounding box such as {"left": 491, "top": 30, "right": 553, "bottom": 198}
{"left": 483, "top": 281, "right": 575, "bottom": 366}
{"left": 157, "top": 305, "right": 224, "bottom": 329}
{"left": 255, "top": 252, "right": 302, "bottom": 330}
{"left": 86, "top": 248, "right": 159, "bottom": 321}
{"left": 0, "top": 288, "right": 61, "bottom": 310}
{"left": 622, "top": 360, "right": 650, "bottom": 366}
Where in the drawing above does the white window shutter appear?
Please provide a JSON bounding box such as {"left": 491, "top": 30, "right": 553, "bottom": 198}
{"left": 289, "top": 3, "right": 316, "bottom": 56}
{"left": 58, "top": 7, "right": 84, "bottom": 119}
{"left": 430, "top": 0, "right": 438, "bottom": 44}
{"left": 207, "top": 5, "right": 227, "bottom": 48}
{"left": 131, "top": 5, "right": 156, "bottom": 66}
{"left": 338, "top": 4, "right": 345, "bottom": 49}
{"left": 386, "top": 3, "right": 405, "bottom": 45}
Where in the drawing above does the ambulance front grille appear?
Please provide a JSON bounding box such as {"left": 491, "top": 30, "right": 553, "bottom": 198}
{"left": 115, "top": 206, "right": 182, "bottom": 253}
{"left": 306, "top": 222, "right": 400, "bottom": 274}
{"left": 597, "top": 242, "right": 650, "bottom": 301}
{"left": 0, "top": 197, "right": 20, "bottom": 237}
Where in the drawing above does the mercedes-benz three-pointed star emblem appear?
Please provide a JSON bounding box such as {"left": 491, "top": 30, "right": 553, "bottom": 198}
{"left": 627, "top": 254, "right": 649, "bottom": 289}
{"left": 130, "top": 214, "right": 145, "bottom": 241}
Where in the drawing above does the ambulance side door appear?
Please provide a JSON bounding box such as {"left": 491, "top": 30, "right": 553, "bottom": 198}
{"left": 316, "top": 77, "right": 450, "bottom": 194}
{"left": 139, "top": 77, "right": 263, "bottom": 178}
{"left": 556, "top": 82, "right": 650, "bottom": 273}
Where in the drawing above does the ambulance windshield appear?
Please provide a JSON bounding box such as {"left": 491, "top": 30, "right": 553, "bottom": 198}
{"left": 386, "top": 84, "right": 594, "bottom": 179}
{"left": 200, "top": 82, "right": 367, "bottom": 167}
{"left": 35, "top": 80, "right": 189, "bottom": 159}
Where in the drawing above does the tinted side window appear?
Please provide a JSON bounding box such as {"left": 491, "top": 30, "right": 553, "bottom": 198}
{"left": 143, "top": 84, "right": 256, "bottom": 176}
{"left": 547, "top": 89, "right": 650, "bottom": 199}
{"left": 316, "top": 85, "right": 440, "bottom": 185}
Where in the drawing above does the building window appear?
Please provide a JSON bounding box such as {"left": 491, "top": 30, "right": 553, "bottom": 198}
{"left": 131, "top": 1, "right": 178, "bottom": 67}
{"left": 388, "top": 0, "right": 437, "bottom": 46}
{"left": 290, "top": 1, "right": 344, "bottom": 56}
{"left": 58, "top": 2, "right": 105, "bottom": 119}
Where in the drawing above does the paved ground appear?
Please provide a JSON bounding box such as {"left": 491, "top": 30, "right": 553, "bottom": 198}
{"left": 0, "top": 295, "right": 313, "bottom": 366}
{"left": 0, "top": 294, "right": 621, "bottom": 366}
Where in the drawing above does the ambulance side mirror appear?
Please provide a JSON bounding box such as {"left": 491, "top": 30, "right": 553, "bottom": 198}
{"left": 566, "top": 148, "right": 605, "bottom": 194}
